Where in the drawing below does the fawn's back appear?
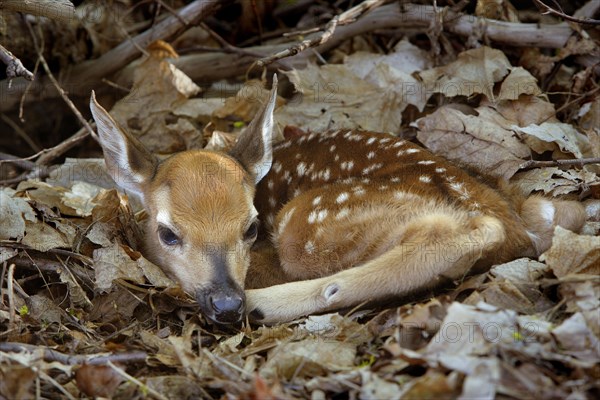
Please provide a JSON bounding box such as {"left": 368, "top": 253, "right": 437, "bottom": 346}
{"left": 253, "top": 129, "right": 583, "bottom": 281}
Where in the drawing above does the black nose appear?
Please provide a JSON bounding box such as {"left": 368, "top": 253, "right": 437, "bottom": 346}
{"left": 210, "top": 294, "right": 244, "bottom": 323}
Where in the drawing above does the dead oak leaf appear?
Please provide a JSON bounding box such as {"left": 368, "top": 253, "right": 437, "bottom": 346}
{"left": 540, "top": 226, "right": 600, "bottom": 277}
{"left": 419, "top": 46, "right": 511, "bottom": 101}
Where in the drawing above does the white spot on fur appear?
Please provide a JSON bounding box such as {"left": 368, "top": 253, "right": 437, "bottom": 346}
{"left": 367, "top": 151, "right": 376, "bottom": 159}
{"left": 277, "top": 207, "right": 295, "bottom": 235}
{"left": 269, "top": 196, "right": 276, "bottom": 207}
{"left": 321, "top": 168, "right": 331, "bottom": 180}
{"left": 362, "top": 163, "right": 383, "bottom": 175}
{"left": 305, "top": 241, "right": 315, "bottom": 254}
{"left": 394, "top": 191, "right": 408, "bottom": 200}
{"left": 293, "top": 188, "right": 301, "bottom": 197}
{"left": 329, "top": 144, "right": 337, "bottom": 152}
{"left": 379, "top": 185, "right": 388, "bottom": 191}
{"left": 391, "top": 177, "right": 401, "bottom": 183}
{"left": 418, "top": 160, "right": 435, "bottom": 165}
{"left": 341, "top": 161, "right": 355, "bottom": 171}
{"left": 273, "top": 161, "right": 282, "bottom": 173}
{"left": 436, "top": 167, "right": 446, "bottom": 173}
{"left": 419, "top": 175, "right": 431, "bottom": 183}
{"left": 353, "top": 186, "right": 366, "bottom": 196}
{"left": 540, "top": 200, "right": 555, "bottom": 225}
{"left": 336, "top": 207, "right": 350, "bottom": 220}
{"left": 392, "top": 141, "right": 405, "bottom": 148}
{"left": 406, "top": 148, "right": 420, "bottom": 154}
{"left": 317, "top": 209, "right": 328, "bottom": 222}
{"left": 336, "top": 192, "right": 349, "bottom": 203}
{"left": 267, "top": 179, "right": 274, "bottom": 190}
{"left": 366, "top": 137, "right": 376, "bottom": 145}
{"left": 274, "top": 141, "right": 292, "bottom": 150}
{"left": 449, "top": 182, "right": 470, "bottom": 199}
{"left": 297, "top": 162, "right": 307, "bottom": 176}
{"left": 334, "top": 154, "right": 340, "bottom": 162}
{"left": 308, "top": 210, "right": 318, "bottom": 224}
{"left": 312, "top": 196, "right": 322, "bottom": 206}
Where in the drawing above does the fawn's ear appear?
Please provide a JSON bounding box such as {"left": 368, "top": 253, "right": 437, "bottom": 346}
{"left": 90, "top": 91, "right": 158, "bottom": 202}
{"left": 229, "top": 74, "right": 278, "bottom": 184}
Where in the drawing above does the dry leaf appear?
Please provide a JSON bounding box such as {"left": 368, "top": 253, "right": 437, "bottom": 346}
{"left": 93, "top": 242, "right": 146, "bottom": 290}
{"left": 498, "top": 67, "right": 541, "bottom": 101}
{"left": 108, "top": 40, "right": 202, "bottom": 153}
{"left": 277, "top": 40, "right": 432, "bottom": 133}
{"left": 419, "top": 47, "right": 511, "bottom": 101}
{"left": 511, "top": 167, "right": 599, "bottom": 196}
{"left": 261, "top": 339, "right": 356, "bottom": 380}
{"left": 0, "top": 188, "right": 36, "bottom": 240}
{"left": 540, "top": 227, "right": 600, "bottom": 277}
{"left": 415, "top": 105, "right": 530, "bottom": 178}
{"left": 75, "top": 364, "right": 124, "bottom": 398}
{"left": 21, "top": 220, "right": 69, "bottom": 252}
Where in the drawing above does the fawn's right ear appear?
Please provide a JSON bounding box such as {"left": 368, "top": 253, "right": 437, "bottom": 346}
{"left": 229, "top": 74, "right": 278, "bottom": 185}
{"left": 90, "top": 91, "right": 158, "bottom": 202}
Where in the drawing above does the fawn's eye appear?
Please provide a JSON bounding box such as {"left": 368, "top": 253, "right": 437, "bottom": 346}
{"left": 244, "top": 221, "right": 259, "bottom": 241}
{"left": 158, "top": 226, "right": 180, "bottom": 246}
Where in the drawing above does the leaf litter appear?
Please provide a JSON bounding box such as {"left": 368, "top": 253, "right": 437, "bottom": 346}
{"left": 1, "top": 25, "right": 599, "bottom": 400}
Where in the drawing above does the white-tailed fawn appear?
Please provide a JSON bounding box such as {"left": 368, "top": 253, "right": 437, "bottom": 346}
{"left": 90, "top": 75, "right": 586, "bottom": 324}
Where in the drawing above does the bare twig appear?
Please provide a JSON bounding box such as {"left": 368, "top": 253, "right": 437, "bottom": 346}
{"left": 0, "top": 152, "right": 38, "bottom": 171}
{"left": 532, "top": 0, "right": 600, "bottom": 25}
{"left": 36, "top": 127, "right": 91, "bottom": 166}
{"left": 0, "top": 44, "right": 34, "bottom": 81}
{"left": 257, "top": 0, "right": 386, "bottom": 66}
{"left": 0, "top": 342, "right": 147, "bottom": 365}
{"left": 0, "top": 113, "right": 41, "bottom": 152}
{"left": 26, "top": 21, "right": 97, "bottom": 141}
{"left": 520, "top": 157, "right": 600, "bottom": 170}
{"left": 199, "top": 22, "right": 267, "bottom": 60}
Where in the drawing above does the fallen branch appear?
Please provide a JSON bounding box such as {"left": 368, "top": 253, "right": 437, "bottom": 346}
{"left": 0, "top": 44, "right": 34, "bottom": 81}
{"left": 0, "top": 342, "right": 147, "bottom": 365}
{"left": 107, "top": 3, "right": 589, "bottom": 90}
{"left": 0, "top": 3, "right": 583, "bottom": 113}
{"left": 0, "top": 0, "right": 226, "bottom": 112}
{"left": 0, "top": 0, "right": 75, "bottom": 23}
{"left": 520, "top": 157, "right": 600, "bottom": 170}
{"left": 257, "top": 0, "right": 386, "bottom": 67}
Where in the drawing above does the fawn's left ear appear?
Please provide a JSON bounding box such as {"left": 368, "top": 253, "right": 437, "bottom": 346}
{"left": 229, "top": 74, "right": 278, "bottom": 184}
{"left": 90, "top": 91, "right": 158, "bottom": 202}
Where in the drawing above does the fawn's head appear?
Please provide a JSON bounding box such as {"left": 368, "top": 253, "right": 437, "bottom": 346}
{"left": 89, "top": 77, "right": 278, "bottom": 324}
